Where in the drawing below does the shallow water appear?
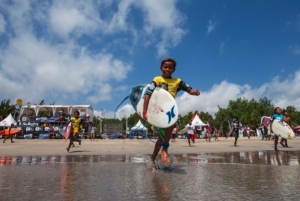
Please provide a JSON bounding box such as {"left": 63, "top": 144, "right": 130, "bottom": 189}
{"left": 0, "top": 151, "right": 300, "bottom": 201}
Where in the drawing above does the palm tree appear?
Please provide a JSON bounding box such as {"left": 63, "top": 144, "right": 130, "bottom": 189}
{"left": 0, "top": 99, "right": 16, "bottom": 121}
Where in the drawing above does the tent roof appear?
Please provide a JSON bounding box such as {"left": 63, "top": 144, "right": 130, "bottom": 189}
{"left": 0, "top": 113, "right": 17, "bottom": 127}
{"left": 131, "top": 120, "right": 147, "bottom": 130}
{"left": 192, "top": 114, "right": 207, "bottom": 126}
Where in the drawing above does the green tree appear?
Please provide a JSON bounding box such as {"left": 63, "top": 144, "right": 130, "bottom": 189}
{"left": 0, "top": 99, "right": 16, "bottom": 121}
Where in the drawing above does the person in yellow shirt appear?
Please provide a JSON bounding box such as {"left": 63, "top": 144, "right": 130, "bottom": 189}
{"left": 66, "top": 111, "right": 83, "bottom": 152}
{"left": 143, "top": 58, "right": 200, "bottom": 167}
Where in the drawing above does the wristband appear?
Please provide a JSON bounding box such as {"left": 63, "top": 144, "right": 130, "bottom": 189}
{"left": 143, "top": 111, "right": 147, "bottom": 115}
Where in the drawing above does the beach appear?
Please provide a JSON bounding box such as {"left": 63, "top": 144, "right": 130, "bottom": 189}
{"left": 0, "top": 137, "right": 299, "bottom": 156}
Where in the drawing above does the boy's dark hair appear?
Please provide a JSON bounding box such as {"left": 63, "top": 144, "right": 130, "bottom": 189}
{"left": 161, "top": 58, "right": 177, "bottom": 69}
{"left": 74, "top": 111, "right": 80, "bottom": 115}
{"left": 273, "top": 107, "right": 280, "bottom": 113}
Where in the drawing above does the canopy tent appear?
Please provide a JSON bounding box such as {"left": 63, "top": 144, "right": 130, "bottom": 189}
{"left": 191, "top": 114, "right": 207, "bottom": 127}
{"left": 177, "top": 114, "right": 207, "bottom": 134}
{"left": 0, "top": 113, "right": 17, "bottom": 127}
{"left": 130, "top": 120, "right": 147, "bottom": 131}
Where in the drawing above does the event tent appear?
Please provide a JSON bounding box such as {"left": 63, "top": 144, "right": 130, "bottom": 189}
{"left": 130, "top": 120, "right": 147, "bottom": 131}
{"left": 177, "top": 113, "right": 207, "bottom": 134}
{"left": 0, "top": 114, "right": 17, "bottom": 127}
{"left": 191, "top": 114, "right": 207, "bottom": 127}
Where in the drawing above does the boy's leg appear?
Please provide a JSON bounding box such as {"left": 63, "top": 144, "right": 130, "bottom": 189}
{"left": 151, "top": 136, "right": 163, "bottom": 163}
{"left": 187, "top": 135, "right": 191, "bottom": 146}
{"left": 280, "top": 138, "right": 285, "bottom": 147}
{"left": 274, "top": 135, "right": 279, "bottom": 151}
{"left": 160, "top": 126, "right": 174, "bottom": 163}
{"left": 67, "top": 137, "right": 74, "bottom": 152}
{"left": 284, "top": 139, "right": 288, "bottom": 147}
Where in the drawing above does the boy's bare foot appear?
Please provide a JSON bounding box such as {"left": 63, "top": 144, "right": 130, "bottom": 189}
{"left": 161, "top": 148, "right": 171, "bottom": 163}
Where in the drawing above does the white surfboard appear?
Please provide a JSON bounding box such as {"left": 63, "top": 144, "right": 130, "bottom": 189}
{"left": 261, "top": 116, "right": 271, "bottom": 127}
{"left": 58, "top": 126, "right": 66, "bottom": 137}
{"left": 130, "top": 84, "right": 178, "bottom": 128}
{"left": 272, "top": 120, "right": 295, "bottom": 139}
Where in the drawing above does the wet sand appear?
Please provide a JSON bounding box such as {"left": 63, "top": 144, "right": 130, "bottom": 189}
{"left": 0, "top": 137, "right": 299, "bottom": 156}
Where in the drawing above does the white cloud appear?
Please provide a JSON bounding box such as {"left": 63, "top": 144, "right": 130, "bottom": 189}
{"left": 137, "top": 0, "right": 187, "bottom": 56}
{"left": 207, "top": 19, "right": 218, "bottom": 34}
{"left": 117, "top": 70, "right": 300, "bottom": 118}
{"left": 48, "top": 1, "right": 107, "bottom": 38}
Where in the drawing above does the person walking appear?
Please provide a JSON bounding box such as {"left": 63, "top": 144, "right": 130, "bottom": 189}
{"left": 186, "top": 120, "right": 196, "bottom": 146}
{"left": 3, "top": 123, "right": 15, "bottom": 143}
{"left": 231, "top": 116, "right": 242, "bottom": 147}
{"left": 142, "top": 58, "right": 200, "bottom": 165}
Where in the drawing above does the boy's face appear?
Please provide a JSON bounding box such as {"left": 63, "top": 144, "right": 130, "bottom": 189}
{"left": 160, "top": 61, "right": 175, "bottom": 78}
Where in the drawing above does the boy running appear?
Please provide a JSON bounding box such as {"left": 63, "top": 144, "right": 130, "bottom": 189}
{"left": 142, "top": 58, "right": 200, "bottom": 165}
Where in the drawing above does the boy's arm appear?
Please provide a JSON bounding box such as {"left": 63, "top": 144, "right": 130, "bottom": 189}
{"left": 178, "top": 80, "right": 200, "bottom": 96}
{"left": 143, "top": 81, "right": 157, "bottom": 121}
{"left": 143, "top": 94, "right": 150, "bottom": 121}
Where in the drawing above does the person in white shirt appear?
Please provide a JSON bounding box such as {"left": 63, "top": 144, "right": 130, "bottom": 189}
{"left": 185, "top": 119, "right": 196, "bottom": 147}
{"left": 171, "top": 126, "right": 177, "bottom": 142}
{"left": 90, "top": 124, "right": 96, "bottom": 141}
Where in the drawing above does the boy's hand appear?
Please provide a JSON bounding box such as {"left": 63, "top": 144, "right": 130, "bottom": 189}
{"left": 143, "top": 111, "right": 148, "bottom": 121}
{"left": 189, "top": 89, "right": 200, "bottom": 96}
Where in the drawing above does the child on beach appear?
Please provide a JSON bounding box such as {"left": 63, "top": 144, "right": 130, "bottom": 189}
{"left": 231, "top": 116, "right": 242, "bottom": 146}
{"left": 66, "top": 111, "right": 82, "bottom": 152}
{"left": 270, "top": 107, "right": 283, "bottom": 151}
{"left": 186, "top": 120, "right": 196, "bottom": 146}
{"left": 3, "top": 123, "right": 15, "bottom": 143}
{"left": 142, "top": 58, "right": 200, "bottom": 165}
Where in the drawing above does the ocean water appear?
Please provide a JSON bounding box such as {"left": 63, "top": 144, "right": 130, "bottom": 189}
{"left": 0, "top": 151, "right": 300, "bottom": 201}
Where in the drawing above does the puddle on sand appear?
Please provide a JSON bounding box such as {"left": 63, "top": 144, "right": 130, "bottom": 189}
{"left": 0, "top": 151, "right": 300, "bottom": 201}
{"left": 0, "top": 150, "right": 299, "bottom": 166}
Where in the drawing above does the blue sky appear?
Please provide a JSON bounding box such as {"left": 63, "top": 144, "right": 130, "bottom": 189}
{"left": 0, "top": 0, "right": 300, "bottom": 118}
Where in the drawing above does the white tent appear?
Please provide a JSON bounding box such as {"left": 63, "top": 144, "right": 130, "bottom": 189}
{"left": 192, "top": 114, "right": 207, "bottom": 127}
{"left": 130, "top": 120, "right": 147, "bottom": 131}
{"left": 0, "top": 113, "right": 17, "bottom": 127}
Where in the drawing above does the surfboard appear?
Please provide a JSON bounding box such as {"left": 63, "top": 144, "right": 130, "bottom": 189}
{"left": 261, "top": 116, "right": 272, "bottom": 127}
{"left": 130, "top": 84, "right": 178, "bottom": 128}
{"left": 58, "top": 127, "right": 66, "bottom": 137}
{"left": 64, "top": 122, "right": 72, "bottom": 142}
{"left": 0, "top": 128, "right": 21, "bottom": 135}
{"left": 271, "top": 120, "right": 295, "bottom": 139}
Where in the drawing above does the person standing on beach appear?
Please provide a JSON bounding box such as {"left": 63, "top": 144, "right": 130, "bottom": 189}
{"left": 171, "top": 125, "right": 177, "bottom": 142}
{"left": 213, "top": 128, "right": 219, "bottom": 141}
{"left": 186, "top": 120, "right": 196, "bottom": 146}
{"left": 270, "top": 107, "right": 283, "bottom": 151}
{"left": 90, "top": 124, "right": 96, "bottom": 141}
{"left": 143, "top": 58, "right": 200, "bottom": 165}
{"left": 206, "top": 126, "right": 212, "bottom": 142}
{"left": 3, "top": 123, "right": 15, "bottom": 143}
{"left": 231, "top": 116, "right": 242, "bottom": 146}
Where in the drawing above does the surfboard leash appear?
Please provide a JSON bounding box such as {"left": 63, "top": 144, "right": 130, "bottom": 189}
{"left": 114, "top": 95, "right": 129, "bottom": 119}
